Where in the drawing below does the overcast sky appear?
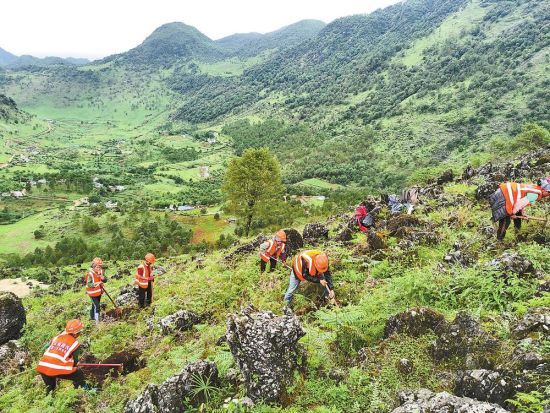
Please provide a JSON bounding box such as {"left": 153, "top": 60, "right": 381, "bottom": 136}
{"left": 0, "top": 0, "right": 401, "bottom": 60}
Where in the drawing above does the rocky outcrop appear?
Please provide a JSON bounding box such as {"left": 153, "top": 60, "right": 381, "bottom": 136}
{"left": 226, "top": 306, "right": 305, "bottom": 403}
{"left": 302, "top": 222, "right": 329, "bottom": 245}
{"left": 0, "top": 292, "right": 26, "bottom": 345}
{"left": 392, "top": 389, "right": 508, "bottom": 413}
{"left": 511, "top": 338, "right": 546, "bottom": 370}
{"left": 159, "top": 310, "right": 202, "bottom": 335}
{"left": 124, "top": 360, "right": 218, "bottom": 413}
{"left": 489, "top": 252, "right": 535, "bottom": 277}
{"left": 436, "top": 169, "right": 454, "bottom": 185}
{"left": 115, "top": 285, "right": 139, "bottom": 307}
{"left": 224, "top": 234, "right": 268, "bottom": 263}
{"left": 462, "top": 165, "right": 476, "bottom": 180}
{"left": 512, "top": 307, "right": 549, "bottom": 339}
{"left": 282, "top": 228, "right": 303, "bottom": 255}
{"left": 432, "top": 312, "right": 497, "bottom": 363}
{"left": 367, "top": 229, "right": 385, "bottom": 250}
{"left": 474, "top": 147, "right": 550, "bottom": 200}
{"left": 384, "top": 307, "right": 447, "bottom": 338}
{"left": 387, "top": 215, "right": 422, "bottom": 236}
{"left": 334, "top": 227, "right": 353, "bottom": 243}
{"left": 152, "top": 266, "right": 167, "bottom": 277}
{"left": 454, "top": 369, "right": 515, "bottom": 407}
{"left": 0, "top": 340, "right": 30, "bottom": 374}
{"left": 443, "top": 242, "right": 472, "bottom": 266}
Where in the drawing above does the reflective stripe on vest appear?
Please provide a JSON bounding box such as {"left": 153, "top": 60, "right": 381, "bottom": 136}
{"left": 292, "top": 250, "right": 321, "bottom": 281}
{"left": 260, "top": 240, "right": 285, "bottom": 263}
{"left": 36, "top": 334, "right": 79, "bottom": 376}
{"left": 135, "top": 263, "right": 152, "bottom": 289}
{"left": 85, "top": 270, "right": 103, "bottom": 297}
{"left": 501, "top": 182, "right": 542, "bottom": 215}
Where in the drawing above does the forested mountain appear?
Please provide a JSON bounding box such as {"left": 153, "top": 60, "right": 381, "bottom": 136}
{"left": 0, "top": 0, "right": 547, "bottom": 192}
{"left": 0, "top": 47, "right": 89, "bottom": 68}
{"left": 106, "top": 22, "right": 225, "bottom": 66}
{"left": 215, "top": 32, "right": 265, "bottom": 53}
{"left": 0, "top": 47, "right": 18, "bottom": 66}
{"left": 216, "top": 19, "right": 326, "bottom": 57}
{"left": 0, "top": 93, "right": 25, "bottom": 121}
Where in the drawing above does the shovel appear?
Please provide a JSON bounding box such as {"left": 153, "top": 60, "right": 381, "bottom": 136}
{"left": 101, "top": 286, "right": 122, "bottom": 317}
{"left": 511, "top": 215, "right": 548, "bottom": 223}
{"left": 78, "top": 362, "right": 123, "bottom": 372}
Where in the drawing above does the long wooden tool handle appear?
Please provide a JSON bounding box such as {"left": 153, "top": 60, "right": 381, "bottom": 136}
{"left": 511, "top": 215, "right": 547, "bottom": 222}
{"left": 78, "top": 363, "right": 123, "bottom": 368}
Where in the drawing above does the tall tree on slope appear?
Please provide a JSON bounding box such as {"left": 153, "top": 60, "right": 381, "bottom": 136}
{"left": 223, "top": 148, "right": 283, "bottom": 236}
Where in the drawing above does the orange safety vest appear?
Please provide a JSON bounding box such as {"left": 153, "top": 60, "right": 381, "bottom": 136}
{"left": 260, "top": 239, "right": 285, "bottom": 263}
{"left": 292, "top": 250, "right": 323, "bottom": 282}
{"left": 500, "top": 182, "right": 542, "bottom": 215}
{"left": 84, "top": 269, "right": 104, "bottom": 297}
{"left": 135, "top": 262, "right": 153, "bottom": 289}
{"left": 36, "top": 333, "right": 79, "bottom": 376}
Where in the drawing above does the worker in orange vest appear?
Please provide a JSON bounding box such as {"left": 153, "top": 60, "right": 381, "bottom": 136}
{"left": 259, "top": 230, "right": 287, "bottom": 272}
{"left": 489, "top": 178, "right": 549, "bottom": 240}
{"left": 85, "top": 257, "right": 106, "bottom": 324}
{"left": 36, "top": 319, "right": 86, "bottom": 393}
{"left": 284, "top": 250, "right": 335, "bottom": 307}
{"left": 135, "top": 253, "right": 156, "bottom": 308}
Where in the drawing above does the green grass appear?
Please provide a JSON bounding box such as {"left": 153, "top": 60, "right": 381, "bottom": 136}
{"left": 0, "top": 210, "right": 56, "bottom": 254}
{"left": 298, "top": 178, "right": 342, "bottom": 190}
{"left": 396, "top": 0, "right": 487, "bottom": 67}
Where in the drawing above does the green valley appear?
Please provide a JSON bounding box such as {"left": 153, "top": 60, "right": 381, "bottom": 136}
{"left": 0, "top": 0, "right": 548, "bottom": 411}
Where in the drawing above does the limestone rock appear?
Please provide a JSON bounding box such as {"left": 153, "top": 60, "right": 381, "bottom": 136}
{"left": 0, "top": 292, "right": 26, "bottom": 345}
{"left": 433, "top": 312, "right": 498, "bottom": 363}
{"left": 152, "top": 266, "right": 167, "bottom": 277}
{"left": 224, "top": 234, "right": 268, "bottom": 263}
{"left": 115, "top": 285, "right": 139, "bottom": 307}
{"left": 0, "top": 340, "right": 31, "bottom": 374}
{"left": 392, "top": 389, "right": 508, "bottom": 413}
{"left": 489, "top": 252, "right": 535, "bottom": 277}
{"left": 512, "top": 307, "right": 549, "bottom": 339}
{"left": 436, "top": 169, "right": 454, "bottom": 185}
{"left": 124, "top": 360, "right": 219, "bottom": 413}
{"left": 159, "top": 310, "right": 202, "bottom": 335}
{"left": 302, "top": 222, "right": 329, "bottom": 245}
{"left": 454, "top": 369, "right": 515, "bottom": 407}
{"left": 226, "top": 306, "right": 305, "bottom": 403}
{"left": 384, "top": 307, "right": 447, "bottom": 338}
{"left": 334, "top": 227, "right": 353, "bottom": 243}
{"left": 282, "top": 228, "right": 304, "bottom": 255}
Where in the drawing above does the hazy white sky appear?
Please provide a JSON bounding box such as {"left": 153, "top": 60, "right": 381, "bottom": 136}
{"left": 0, "top": 0, "right": 401, "bottom": 59}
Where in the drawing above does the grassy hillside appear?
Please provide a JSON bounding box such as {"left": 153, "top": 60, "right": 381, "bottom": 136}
{"left": 0, "top": 164, "right": 548, "bottom": 411}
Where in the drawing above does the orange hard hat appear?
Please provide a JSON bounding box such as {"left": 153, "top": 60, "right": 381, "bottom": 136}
{"left": 275, "top": 230, "right": 287, "bottom": 242}
{"left": 65, "top": 319, "right": 84, "bottom": 334}
{"left": 145, "top": 253, "right": 156, "bottom": 264}
{"left": 314, "top": 253, "right": 329, "bottom": 273}
{"left": 92, "top": 257, "right": 103, "bottom": 267}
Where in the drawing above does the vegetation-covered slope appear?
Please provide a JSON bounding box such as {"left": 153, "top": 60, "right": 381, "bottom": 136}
{"left": 217, "top": 19, "right": 326, "bottom": 58}
{"left": 0, "top": 149, "right": 548, "bottom": 412}
{"left": 107, "top": 22, "right": 225, "bottom": 66}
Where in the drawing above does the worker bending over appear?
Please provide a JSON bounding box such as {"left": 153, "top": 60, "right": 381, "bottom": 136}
{"left": 284, "top": 250, "right": 335, "bottom": 307}
{"left": 489, "top": 178, "right": 549, "bottom": 240}
{"left": 36, "top": 319, "right": 85, "bottom": 393}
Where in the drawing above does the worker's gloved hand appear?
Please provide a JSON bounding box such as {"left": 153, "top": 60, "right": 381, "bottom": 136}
{"left": 328, "top": 290, "right": 335, "bottom": 299}
{"left": 320, "top": 280, "right": 328, "bottom": 287}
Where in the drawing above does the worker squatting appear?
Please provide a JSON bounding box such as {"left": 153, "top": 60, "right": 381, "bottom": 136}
{"left": 35, "top": 178, "right": 549, "bottom": 392}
